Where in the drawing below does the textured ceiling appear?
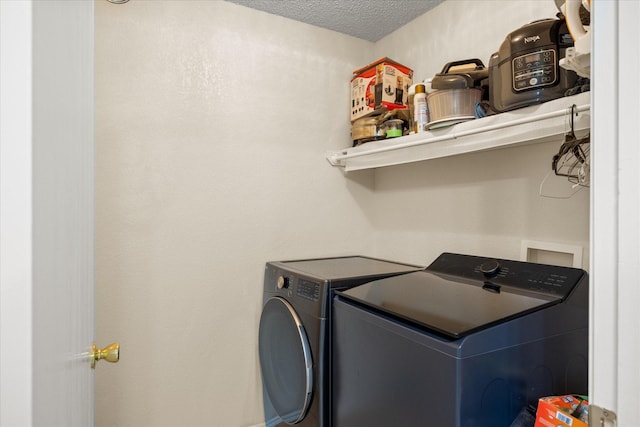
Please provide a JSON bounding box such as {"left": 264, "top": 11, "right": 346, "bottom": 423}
{"left": 224, "top": 0, "right": 445, "bottom": 42}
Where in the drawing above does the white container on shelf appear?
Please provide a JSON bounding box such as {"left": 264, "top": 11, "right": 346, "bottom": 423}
{"left": 426, "top": 88, "right": 481, "bottom": 130}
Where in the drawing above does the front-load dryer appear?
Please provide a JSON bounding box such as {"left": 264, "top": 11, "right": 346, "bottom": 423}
{"left": 259, "top": 256, "right": 421, "bottom": 426}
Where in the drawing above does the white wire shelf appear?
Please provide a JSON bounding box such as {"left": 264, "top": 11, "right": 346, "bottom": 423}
{"left": 326, "top": 92, "right": 591, "bottom": 172}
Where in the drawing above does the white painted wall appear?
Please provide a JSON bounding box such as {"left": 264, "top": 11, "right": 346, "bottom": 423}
{"left": 369, "top": 0, "right": 589, "bottom": 267}
{"left": 95, "top": 2, "right": 373, "bottom": 426}
{"left": 95, "top": 1, "right": 590, "bottom": 426}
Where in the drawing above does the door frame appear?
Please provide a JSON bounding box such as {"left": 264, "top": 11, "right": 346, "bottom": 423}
{"left": 590, "top": 0, "right": 640, "bottom": 422}
{"left": 0, "top": 1, "right": 96, "bottom": 425}
{"left": 0, "top": 2, "right": 34, "bottom": 425}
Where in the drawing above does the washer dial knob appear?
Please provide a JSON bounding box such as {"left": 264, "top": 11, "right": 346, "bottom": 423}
{"left": 277, "top": 275, "right": 290, "bottom": 290}
{"left": 480, "top": 260, "right": 501, "bottom": 277}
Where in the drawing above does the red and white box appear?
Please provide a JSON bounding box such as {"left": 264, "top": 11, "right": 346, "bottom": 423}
{"left": 350, "top": 57, "right": 413, "bottom": 122}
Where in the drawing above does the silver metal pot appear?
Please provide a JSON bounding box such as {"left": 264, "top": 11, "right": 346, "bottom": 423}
{"left": 351, "top": 117, "right": 382, "bottom": 144}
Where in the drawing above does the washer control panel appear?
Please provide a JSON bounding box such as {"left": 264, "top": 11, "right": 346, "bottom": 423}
{"left": 427, "top": 252, "right": 586, "bottom": 299}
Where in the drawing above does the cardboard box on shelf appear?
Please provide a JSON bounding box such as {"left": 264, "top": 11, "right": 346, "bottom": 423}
{"left": 534, "top": 395, "right": 589, "bottom": 427}
{"left": 350, "top": 57, "right": 413, "bottom": 122}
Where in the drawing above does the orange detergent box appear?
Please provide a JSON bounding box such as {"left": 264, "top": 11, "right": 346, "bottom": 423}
{"left": 535, "top": 395, "right": 589, "bottom": 427}
{"left": 350, "top": 57, "right": 413, "bottom": 122}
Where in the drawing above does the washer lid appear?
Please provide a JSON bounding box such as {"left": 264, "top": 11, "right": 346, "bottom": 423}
{"left": 259, "top": 297, "right": 313, "bottom": 424}
{"left": 338, "top": 271, "right": 562, "bottom": 339}
{"left": 338, "top": 252, "right": 587, "bottom": 339}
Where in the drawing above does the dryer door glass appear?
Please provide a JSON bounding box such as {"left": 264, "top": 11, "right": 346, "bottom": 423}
{"left": 259, "top": 297, "right": 313, "bottom": 424}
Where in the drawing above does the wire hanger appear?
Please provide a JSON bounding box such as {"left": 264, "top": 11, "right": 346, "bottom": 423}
{"left": 552, "top": 105, "right": 590, "bottom": 187}
{"left": 540, "top": 105, "right": 590, "bottom": 198}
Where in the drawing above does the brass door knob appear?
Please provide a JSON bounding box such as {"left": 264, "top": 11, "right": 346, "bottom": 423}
{"left": 91, "top": 342, "right": 120, "bottom": 369}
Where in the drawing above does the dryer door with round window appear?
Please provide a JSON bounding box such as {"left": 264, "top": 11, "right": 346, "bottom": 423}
{"left": 259, "top": 297, "right": 313, "bottom": 424}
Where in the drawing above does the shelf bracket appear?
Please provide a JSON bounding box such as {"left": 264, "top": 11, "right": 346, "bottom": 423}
{"left": 325, "top": 150, "right": 347, "bottom": 167}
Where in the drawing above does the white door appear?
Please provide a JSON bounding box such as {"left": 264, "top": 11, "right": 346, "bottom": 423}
{"left": 1, "top": 1, "right": 99, "bottom": 425}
